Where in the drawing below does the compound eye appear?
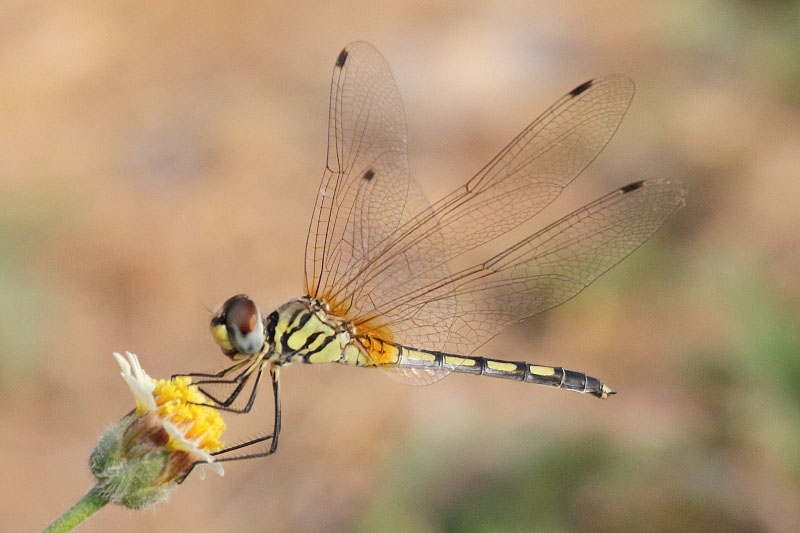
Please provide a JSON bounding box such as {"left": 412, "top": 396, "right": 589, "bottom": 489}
{"left": 224, "top": 296, "right": 264, "bottom": 355}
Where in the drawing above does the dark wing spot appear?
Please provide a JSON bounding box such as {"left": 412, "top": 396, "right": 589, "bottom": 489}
{"left": 620, "top": 180, "right": 645, "bottom": 193}
{"left": 569, "top": 79, "right": 594, "bottom": 97}
{"left": 362, "top": 169, "right": 375, "bottom": 181}
{"left": 335, "top": 48, "right": 348, "bottom": 67}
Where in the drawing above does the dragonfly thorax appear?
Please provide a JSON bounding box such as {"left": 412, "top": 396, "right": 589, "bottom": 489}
{"left": 269, "top": 297, "right": 353, "bottom": 365}
{"left": 210, "top": 294, "right": 355, "bottom": 367}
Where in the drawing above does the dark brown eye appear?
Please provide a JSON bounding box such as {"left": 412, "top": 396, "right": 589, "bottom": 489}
{"left": 223, "top": 295, "right": 264, "bottom": 355}
{"left": 227, "top": 297, "right": 259, "bottom": 333}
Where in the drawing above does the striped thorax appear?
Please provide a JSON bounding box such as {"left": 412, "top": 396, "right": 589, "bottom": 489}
{"left": 209, "top": 295, "right": 356, "bottom": 368}
{"left": 270, "top": 297, "right": 354, "bottom": 365}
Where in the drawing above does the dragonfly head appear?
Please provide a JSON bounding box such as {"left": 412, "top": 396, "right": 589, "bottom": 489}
{"left": 210, "top": 294, "right": 266, "bottom": 359}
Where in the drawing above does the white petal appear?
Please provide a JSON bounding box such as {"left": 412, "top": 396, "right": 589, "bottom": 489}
{"left": 113, "top": 351, "right": 157, "bottom": 412}
{"left": 206, "top": 461, "right": 225, "bottom": 477}
{"left": 195, "top": 460, "right": 225, "bottom": 479}
{"left": 126, "top": 351, "right": 156, "bottom": 392}
{"left": 161, "top": 420, "right": 224, "bottom": 478}
{"left": 113, "top": 352, "right": 131, "bottom": 375}
{"left": 162, "top": 420, "right": 212, "bottom": 460}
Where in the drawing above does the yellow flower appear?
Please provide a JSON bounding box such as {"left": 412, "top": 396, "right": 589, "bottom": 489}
{"left": 113, "top": 352, "right": 226, "bottom": 477}
{"left": 88, "top": 352, "right": 227, "bottom": 510}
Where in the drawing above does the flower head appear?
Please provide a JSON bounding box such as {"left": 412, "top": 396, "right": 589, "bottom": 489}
{"left": 89, "top": 352, "right": 226, "bottom": 509}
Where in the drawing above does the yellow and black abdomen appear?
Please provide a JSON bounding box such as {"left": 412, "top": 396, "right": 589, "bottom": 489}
{"left": 402, "top": 344, "right": 612, "bottom": 398}
{"left": 343, "top": 337, "right": 613, "bottom": 399}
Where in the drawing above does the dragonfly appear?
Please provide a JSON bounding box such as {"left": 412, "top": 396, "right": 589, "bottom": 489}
{"left": 182, "top": 41, "right": 686, "bottom": 463}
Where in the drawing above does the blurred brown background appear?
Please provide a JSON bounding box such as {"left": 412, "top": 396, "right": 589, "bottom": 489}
{"left": 3, "top": 1, "right": 800, "bottom": 531}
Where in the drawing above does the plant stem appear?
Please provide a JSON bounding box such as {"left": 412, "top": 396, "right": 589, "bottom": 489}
{"left": 44, "top": 485, "right": 108, "bottom": 533}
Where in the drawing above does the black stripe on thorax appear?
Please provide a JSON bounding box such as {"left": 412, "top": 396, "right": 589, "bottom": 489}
{"left": 280, "top": 312, "right": 314, "bottom": 355}
{"left": 279, "top": 330, "right": 292, "bottom": 354}
{"left": 300, "top": 332, "right": 335, "bottom": 359}
{"left": 288, "top": 310, "right": 313, "bottom": 333}
{"left": 284, "top": 306, "right": 306, "bottom": 330}
{"left": 289, "top": 311, "right": 314, "bottom": 335}
{"left": 278, "top": 308, "right": 303, "bottom": 354}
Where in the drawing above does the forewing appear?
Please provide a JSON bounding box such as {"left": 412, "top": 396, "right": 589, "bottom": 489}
{"left": 305, "top": 42, "right": 419, "bottom": 303}
{"left": 303, "top": 42, "right": 454, "bottom": 373}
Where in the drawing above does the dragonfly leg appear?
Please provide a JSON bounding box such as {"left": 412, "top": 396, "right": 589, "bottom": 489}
{"left": 198, "top": 365, "right": 265, "bottom": 413}
{"left": 211, "top": 366, "right": 282, "bottom": 462}
{"left": 172, "top": 359, "right": 249, "bottom": 380}
{"left": 177, "top": 367, "right": 279, "bottom": 483}
{"left": 180, "top": 361, "right": 263, "bottom": 409}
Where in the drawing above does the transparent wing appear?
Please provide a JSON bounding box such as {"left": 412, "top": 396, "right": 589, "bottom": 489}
{"left": 304, "top": 41, "right": 435, "bottom": 304}
{"left": 303, "top": 42, "right": 453, "bottom": 383}
{"left": 338, "top": 74, "right": 636, "bottom": 364}
{"left": 358, "top": 180, "right": 686, "bottom": 370}
{"left": 304, "top": 43, "right": 676, "bottom": 386}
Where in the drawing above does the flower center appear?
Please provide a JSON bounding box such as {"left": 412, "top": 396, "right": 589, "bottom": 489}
{"left": 153, "top": 377, "right": 226, "bottom": 452}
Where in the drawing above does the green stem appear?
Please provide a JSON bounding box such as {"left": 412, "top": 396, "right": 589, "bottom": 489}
{"left": 44, "top": 485, "right": 108, "bottom": 533}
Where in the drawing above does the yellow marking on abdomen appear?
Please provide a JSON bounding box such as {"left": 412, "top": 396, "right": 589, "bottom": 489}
{"left": 530, "top": 365, "right": 556, "bottom": 376}
{"left": 444, "top": 356, "right": 476, "bottom": 367}
{"left": 403, "top": 349, "right": 436, "bottom": 363}
{"left": 486, "top": 360, "right": 518, "bottom": 372}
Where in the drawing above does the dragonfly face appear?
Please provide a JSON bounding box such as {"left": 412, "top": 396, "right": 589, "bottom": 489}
{"left": 209, "top": 294, "right": 267, "bottom": 360}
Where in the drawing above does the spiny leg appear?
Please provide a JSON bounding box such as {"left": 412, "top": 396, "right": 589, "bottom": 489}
{"left": 181, "top": 361, "right": 262, "bottom": 410}
{"left": 177, "top": 366, "right": 278, "bottom": 483}
{"left": 200, "top": 365, "right": 265, "bottom": 414}
{"left": 213, "top": 366, "right": 282, "bottom": 462}
{"left": 173, "top": 359, "right": 250, "bottom": 381}
{"left": 172, "top": 361, "right": 250, "bottom": 405}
